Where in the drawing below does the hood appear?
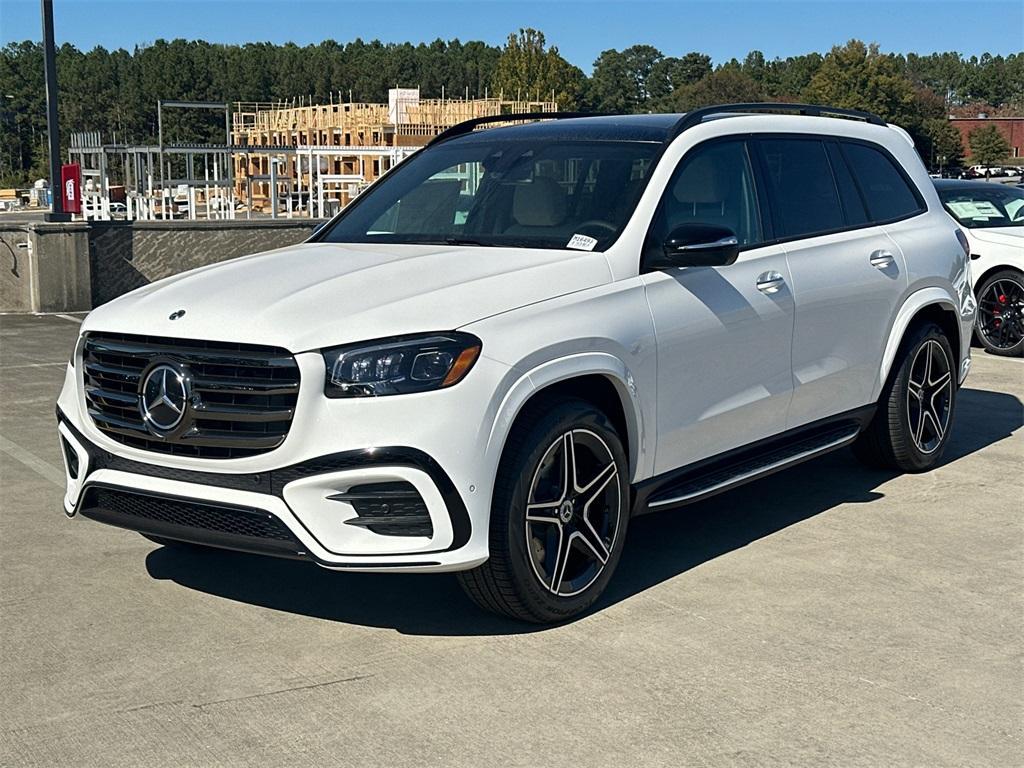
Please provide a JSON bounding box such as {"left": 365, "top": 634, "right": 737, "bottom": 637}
{"left": 968, "top": 227, "right": 1024, "bottom": 247}
{"left": 82, "top": 242, "right": 612, "bottom": 351}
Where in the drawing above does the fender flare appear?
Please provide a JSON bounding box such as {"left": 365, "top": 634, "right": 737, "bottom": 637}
{"left": 879, "top": 287, "right": 960, "bottom": 385}
{"left": 484, "top": 353, "right": 650, "bottom": 482}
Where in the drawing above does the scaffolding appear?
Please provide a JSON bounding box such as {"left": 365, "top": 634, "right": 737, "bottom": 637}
{"left": 231, "top": 89, "right": 558, "bottom": 215}
{"left": 67, "top": 90, "right": 559, "bottom": 220}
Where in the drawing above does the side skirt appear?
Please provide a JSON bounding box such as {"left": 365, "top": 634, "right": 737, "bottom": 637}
{"left": 632, "top": 406, "right": 875, "bottom": 516}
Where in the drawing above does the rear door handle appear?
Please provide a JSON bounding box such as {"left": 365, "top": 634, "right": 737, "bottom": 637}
{"left": 756, "top": 271, "right": 785, "bottom": 294}
{"left": 870, "top": 249, "right": 896, "bottom": 268}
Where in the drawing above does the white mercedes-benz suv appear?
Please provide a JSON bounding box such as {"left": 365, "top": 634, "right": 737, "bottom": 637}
{"left": 57, "top": 104, "right": 976, "bottom": 622}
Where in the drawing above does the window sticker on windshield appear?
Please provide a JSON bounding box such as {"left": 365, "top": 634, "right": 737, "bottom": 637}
{"left": 947, "top": 201, "right": 1001, "bottom": 219}
{"left": 567, "top": 233, "right": 598, "bottom": 251}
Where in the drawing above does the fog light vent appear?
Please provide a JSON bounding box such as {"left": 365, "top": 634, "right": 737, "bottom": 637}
{"left": 61, "top": 436, "right": 80, "bottom": 479}
{"left": 330, "top": 481, "right": 433, "bottom": 537}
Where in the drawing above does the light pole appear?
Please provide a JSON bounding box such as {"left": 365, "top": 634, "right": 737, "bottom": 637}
{"left": 41, "top": 0, "right": 70, "bottom": 221}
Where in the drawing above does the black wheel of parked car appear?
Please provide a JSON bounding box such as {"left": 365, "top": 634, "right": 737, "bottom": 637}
{"left": 854, "top": 322, "right": 957, "bottom": 473}
{"left": 457, "top": 397, "right": 629, "bottom": 623}
{"left": 974, "top": 269, "right": 1024, "bottom": 357}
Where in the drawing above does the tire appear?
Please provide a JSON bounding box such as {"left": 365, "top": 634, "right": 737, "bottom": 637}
{"left": 974, "top": 269, "right": 1024, "bottom": 357}
{"left": 854, "top": 322, "right": 957, "bottom": 473}
{"left": 457, "top": 397, "right": 630, "bottom": 623}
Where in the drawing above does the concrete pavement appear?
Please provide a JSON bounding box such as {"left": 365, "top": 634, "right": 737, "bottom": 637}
{"left": 1, "top": 313, "right": 1021, "bottom": 767}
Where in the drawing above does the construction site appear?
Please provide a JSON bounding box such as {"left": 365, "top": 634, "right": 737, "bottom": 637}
{"left": 61, "top": 90, "right": 558, "bottom": 221}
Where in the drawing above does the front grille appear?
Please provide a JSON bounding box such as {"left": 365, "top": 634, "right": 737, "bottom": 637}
{"left": 82, "top": 332, "right": 300, "bottom": 459}
{"left": 86, "top": 486, "right": 296, "bottom": 541}
{"left": 79, "top": 486, "right": 306, "bottom": 559}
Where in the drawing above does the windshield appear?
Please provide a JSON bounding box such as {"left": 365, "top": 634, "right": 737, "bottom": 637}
{"left": 319, "top": 138, "right": 660, "bottom": 251}
{"left": 938, "top": 185, "right": 1024, "bottom": 229}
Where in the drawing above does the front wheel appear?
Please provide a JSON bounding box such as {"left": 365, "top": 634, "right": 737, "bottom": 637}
{"left": 854, "top": 322, "right": 957, "bottom": 472}
{"left": 458, "top": 398, "right": 629, "bottom": 623}
{"left": 975, "top": 269, "right": 1024, "bottom": 357}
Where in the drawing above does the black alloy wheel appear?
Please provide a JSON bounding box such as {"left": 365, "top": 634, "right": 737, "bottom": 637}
{"left": 905, "top": 338, "right": 954, "bottom": 455}
{"left": 975, "top": 271, "right": 1024, "bottom": 356}
{"left": 524, "top": 428, "right": 622, "bottom": 597}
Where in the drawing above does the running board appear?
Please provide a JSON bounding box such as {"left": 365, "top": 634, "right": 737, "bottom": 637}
{"left": 644, "top": 424, "right": 861, "bottom": 512}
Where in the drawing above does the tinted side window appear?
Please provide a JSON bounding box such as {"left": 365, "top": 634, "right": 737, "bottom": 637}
{"left": 826, "top": 142, "right": 869, "bottom": 226}
{"left": 758, "top": 138, "right": 844, "bottom": 238}
{"left": 841, "top": 142, "right": 923, "bottom": 222}
{"left": 649, "top": 140, "right": 763, "bottom": 251}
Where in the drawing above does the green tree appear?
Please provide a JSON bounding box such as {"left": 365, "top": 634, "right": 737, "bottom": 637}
{"left": 672, "top": 67, "right": 763, "bottom": 111}
{"left": 922, "top": 118, "right": 964, "bottom": 169}
{"left": 803, "top": 40, "right": 917, "bottom": 125}
{"left": 968, "top": 125, "right": 1011, "bottom": 169}
{"left": 491, "top": 28, "right": 584, "bottom": 109}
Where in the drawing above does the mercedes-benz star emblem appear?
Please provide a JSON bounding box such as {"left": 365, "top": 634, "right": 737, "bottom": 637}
{"left": 140, "top": 364, "right": 189, "bottom": 432}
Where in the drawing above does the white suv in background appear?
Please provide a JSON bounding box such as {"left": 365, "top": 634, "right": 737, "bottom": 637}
{"left": 57, "top": 104, "right": 975, "bottom": 623}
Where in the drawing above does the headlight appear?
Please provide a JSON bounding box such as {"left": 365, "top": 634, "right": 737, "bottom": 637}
{"left": 322, "top": 332, "right": 481, "bottom": 398}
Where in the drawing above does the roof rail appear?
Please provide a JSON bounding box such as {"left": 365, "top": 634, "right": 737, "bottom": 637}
{"left": 670, "top": 102, "right": 887, "bottom": 139}
{"left": 426, "top": 111, "right": 603, "bottom": 147}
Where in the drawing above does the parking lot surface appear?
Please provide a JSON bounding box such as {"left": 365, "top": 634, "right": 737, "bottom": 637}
{"left": 1, "top": 313, "right": 1021, "bottom": 767}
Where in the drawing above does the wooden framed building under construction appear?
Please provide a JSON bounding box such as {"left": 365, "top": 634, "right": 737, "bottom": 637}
{"left": 231, "top": 89, "right": 558, "bottom": 214}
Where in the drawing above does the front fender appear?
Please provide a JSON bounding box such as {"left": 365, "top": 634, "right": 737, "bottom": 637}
{"left": 483, "top": 353, "right": 651, "bottom": 483}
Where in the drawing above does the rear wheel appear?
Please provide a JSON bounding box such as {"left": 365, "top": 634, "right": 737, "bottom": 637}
{"left": 855, "top": 322, "right": 956, "bottom": 472}
{"left": 975, "top": 269, "right": 1024, "bottom": 357}
{"left": 458, "top": 398, "right": 629, "bottom": 623}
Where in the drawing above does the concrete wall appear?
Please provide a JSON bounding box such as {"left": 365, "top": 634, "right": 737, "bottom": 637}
{"left": 0, "top": 225, "right": 32, "bottom": 312}
{"left": 88, "top": 219, "right": 322, "bottom": 306}
{"left": 0, "top": 219, "right": 323, "bottom": 313}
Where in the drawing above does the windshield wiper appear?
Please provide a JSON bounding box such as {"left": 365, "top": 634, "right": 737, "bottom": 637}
{"left": 442, "top": 236, "right": 493, "bottom": 247}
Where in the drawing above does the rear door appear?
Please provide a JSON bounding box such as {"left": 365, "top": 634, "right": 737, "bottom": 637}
{"left": 755, "top": 136, "right": 911, "bottom": 428}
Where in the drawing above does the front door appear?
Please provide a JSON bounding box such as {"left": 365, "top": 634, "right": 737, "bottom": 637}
{"left": 642, "top": 138, "right": 795, "bottom": 475}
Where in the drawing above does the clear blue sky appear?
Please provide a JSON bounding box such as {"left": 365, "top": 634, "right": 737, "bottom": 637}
{"left": 1, "top": 0, "right": 1022, "bottom": 71}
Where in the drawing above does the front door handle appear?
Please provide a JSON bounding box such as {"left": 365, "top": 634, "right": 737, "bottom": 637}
{"left": 756, "top": 271, "right": 785, "bottom": 294}
{"left": 870, "top": 249, "right": 896, "bottom": 268}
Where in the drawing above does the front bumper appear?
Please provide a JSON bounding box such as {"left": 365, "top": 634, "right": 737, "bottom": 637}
{"left": 55, "top": 347, "right": 514, "bottom": 572}
{"left": 58, "top": 412, "right": 484, "bottom": 572}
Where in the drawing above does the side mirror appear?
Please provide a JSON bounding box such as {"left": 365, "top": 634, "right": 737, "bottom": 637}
{"left": 651, "top": 224, "right": 740, "bottom": 269}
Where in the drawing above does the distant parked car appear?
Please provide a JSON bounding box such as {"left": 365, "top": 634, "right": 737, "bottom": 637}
{"left": 970, "top": 165, "right": 1003, "bottom": 178}
{"left": 935, "top": 179, "right": 1024, "bottom": 356}
{"left": 109, "top": 202, "right": 127, "bottom": 220}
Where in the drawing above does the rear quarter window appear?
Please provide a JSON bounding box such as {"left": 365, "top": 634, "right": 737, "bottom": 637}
{"left": 841, "top": 142, "right": 923, "bottom": 222}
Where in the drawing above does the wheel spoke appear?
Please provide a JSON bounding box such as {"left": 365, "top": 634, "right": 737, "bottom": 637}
{"left": 562, "top": 431, "right": 576, "bottom": 498}
{"left": 526, "top": 502, "right": 562, "bottom": 523}
{"left": 578, "top": 515, "right": 610, "bottom": 564}
{"left": 921, "top": 408, "right": 940, "bottom": 443}
{"left": 548, "top": 526, "right": 572, "bottom": 594}
{"left": 927, "top": 404, "right": 945, "bottom": 441}
{"left": 578, "top": 461, "right": 617, "bottom": 504}
{"left": 917, "top": 405, "right": 933, "bottom": 448}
